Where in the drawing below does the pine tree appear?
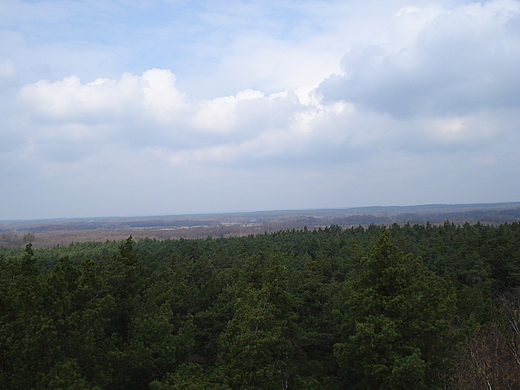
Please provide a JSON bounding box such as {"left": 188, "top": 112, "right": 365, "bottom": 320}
{"left": 334, "top": 227, "right": 456, "bottom": 389}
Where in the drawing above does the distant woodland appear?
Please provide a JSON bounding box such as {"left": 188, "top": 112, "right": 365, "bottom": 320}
{"left": 1, "top": 221, "right": 520, "bottom": 389}
{"left": 1, "top": 202, "right": 519, "bottom": 248}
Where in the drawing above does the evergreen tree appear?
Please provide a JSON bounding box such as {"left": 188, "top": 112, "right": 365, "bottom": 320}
{"left": 334, "top": 227, "right": 456, "bottom": 389}
{"left": 217, "top": 253, "right": 299, "bottom": 389}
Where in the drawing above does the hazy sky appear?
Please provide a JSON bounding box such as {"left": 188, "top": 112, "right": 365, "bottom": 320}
{"left": 1, "top": 0, "right": 519, "bottom": 220}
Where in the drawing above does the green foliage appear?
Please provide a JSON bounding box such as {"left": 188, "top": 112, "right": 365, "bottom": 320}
{"left": 334, "top": 227, "right": 456, "bottom": 389}
{"left": 150, "top": 364, "right": 230, "bottom": 390}
{"left": 0, "top": 222, "right": 519, "bottom": 389}
{"left": 216, "top": 253, "right": 298, "bottom": 389}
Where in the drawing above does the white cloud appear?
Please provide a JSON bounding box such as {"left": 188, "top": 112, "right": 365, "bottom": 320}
{"left": 14, "top": 58, "right": 518, "bottom": 172}
{"left": 190, "top": 89, "right": 267, "bottom": 135}
{"left": 18, "top": 69, "right": 182, "bottom": 123}
{"left": 13, "top": 70, "right": 306, "bottom": 166}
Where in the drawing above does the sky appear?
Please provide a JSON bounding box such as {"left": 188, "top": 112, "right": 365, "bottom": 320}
{"left": 1, "top": 0, "right": 519, "bottom": 220}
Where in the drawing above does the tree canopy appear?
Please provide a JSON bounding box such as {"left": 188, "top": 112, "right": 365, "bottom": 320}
{"left": 1, "top": 222, "right": 519, "bottom": 389}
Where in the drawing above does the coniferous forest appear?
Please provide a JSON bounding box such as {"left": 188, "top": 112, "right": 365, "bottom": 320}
{"left": 1, "top": 222, "right": 520, "bottom": 389}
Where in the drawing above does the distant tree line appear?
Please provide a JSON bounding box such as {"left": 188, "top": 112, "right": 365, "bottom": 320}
{"left": 1, "top": 222, "right": 520, "bottom": 389}
{"left": 2, "top": 206, "right": 519, "bottom": 241}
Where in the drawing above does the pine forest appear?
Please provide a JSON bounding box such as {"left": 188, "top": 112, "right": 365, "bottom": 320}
{"left": 1, "top": 222, "right": 520, "bottom": 389}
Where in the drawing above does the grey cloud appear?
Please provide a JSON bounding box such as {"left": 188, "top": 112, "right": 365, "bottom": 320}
{"left": 317, "top": 1, "right": 520, "bottom": 118}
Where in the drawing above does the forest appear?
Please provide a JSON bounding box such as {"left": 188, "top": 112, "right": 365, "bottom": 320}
{"left": 1, "top": 221, "right": 520, "bottom": 389}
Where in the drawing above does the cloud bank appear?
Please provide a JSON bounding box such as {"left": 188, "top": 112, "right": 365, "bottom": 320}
{"left": 318, "top": 0, "right": 520, "bottom": 118}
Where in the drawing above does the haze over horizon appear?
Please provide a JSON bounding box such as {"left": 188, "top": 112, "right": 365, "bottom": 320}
{"left": 2, "top": 0, "right": 520, "bottom": 220}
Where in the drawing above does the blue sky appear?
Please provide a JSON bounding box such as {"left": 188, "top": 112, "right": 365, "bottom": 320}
{"left": 1, "top": 0, "right": 519, "bottom": 220}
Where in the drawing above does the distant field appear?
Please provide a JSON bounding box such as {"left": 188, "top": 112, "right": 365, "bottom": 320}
{"left": 1, "top": 202, "right": 519, "bottom": 247}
